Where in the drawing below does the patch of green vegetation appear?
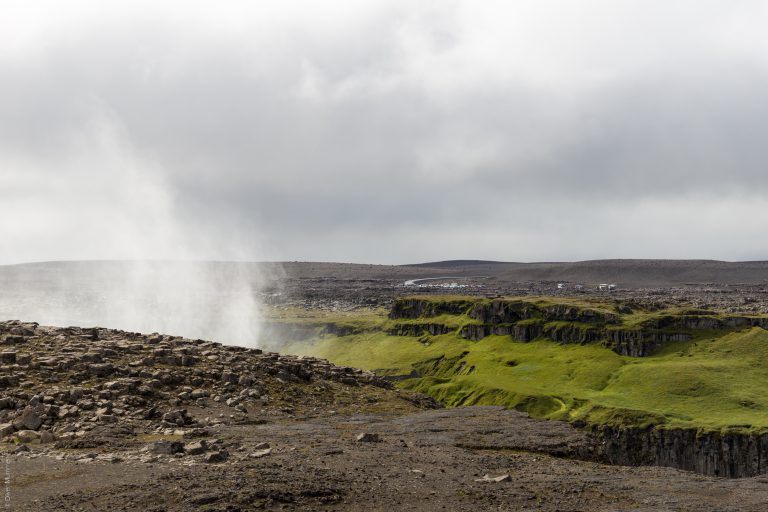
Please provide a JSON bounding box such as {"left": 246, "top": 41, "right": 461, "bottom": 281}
{"left": 136, "top": 433, "right": 184, "bottom": 442}
{"left": 277, "top": 296, "right": 768, "bottom": 433}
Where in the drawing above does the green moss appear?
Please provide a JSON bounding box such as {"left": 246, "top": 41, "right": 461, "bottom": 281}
{"left": 277, "top": 297, "right": 768, "bottom": 433}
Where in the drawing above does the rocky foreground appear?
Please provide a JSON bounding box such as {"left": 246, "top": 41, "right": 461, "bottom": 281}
{"left": 0, "top": 319, "right": 415, "bottom": 451}
{"left": 3, "top": 320, "right": 768, "bottom": 511}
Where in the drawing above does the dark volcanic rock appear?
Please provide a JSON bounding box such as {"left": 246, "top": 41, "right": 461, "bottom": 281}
{"left": 204, "top": 450, "right": 229, "bottom": 463}
{"left": 13, "top": 405, "right": 46, "bottom": 431}
{"left": 459, "top": 324, "right": 514, "bottom": 341}
{"left": 388, "top": 323, "right": 453, "bottom": 337}
{"left": 150, "top": 440, "right": 185, "bottom": 455}
{"left": 0, "top": 319, "right": 401, "bottom": 461}
{"left": 598, "top": 426, "right": 768, "bottom": 478}
{"left": 605, "top": 329, "right": 691, "bottom": 357}
{"left": 389, "top": 298, "right": 473, "bottom": 319}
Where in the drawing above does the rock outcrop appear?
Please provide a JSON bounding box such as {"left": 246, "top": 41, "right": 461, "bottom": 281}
{"left": 466, "top": 299, "right": 619, "bottom": 325}
{"left": 388, "top": 323, "right": 452, "bottom": 337}
{"left": 459, "top": 324, "right": 514, "bottom": 341}
{"left": 388, "top": 298, "right": 474, "bottom": 319}
{"left": 605, "top": 330, "right": 691, "bottom": 357}
{"left": 389, "top": 297, "right": 768, "bottom": 357}
{"left": 0, "top": 319, "right": 395, "bottom": 453}
{"left": 597, "top": 426, "right": 768, "bottom": 478}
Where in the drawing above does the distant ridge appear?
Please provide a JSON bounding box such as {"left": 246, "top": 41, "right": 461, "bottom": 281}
{"left": 405, "top": 260, "right": 509, "bottom": 268}
{"left": 399, "top": 259, "right": 768, "bottom": 286}
{"left": 2, "top": 259, "right": 768, "bottom": 287}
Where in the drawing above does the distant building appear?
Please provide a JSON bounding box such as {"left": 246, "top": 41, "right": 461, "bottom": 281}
{"left": 557, "top": 283, "right": 565, "bottom": 289}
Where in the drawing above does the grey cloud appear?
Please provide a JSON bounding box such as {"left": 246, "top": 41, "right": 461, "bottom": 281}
{"left": 2, "top": 2, "right": 768, "bottom": 264}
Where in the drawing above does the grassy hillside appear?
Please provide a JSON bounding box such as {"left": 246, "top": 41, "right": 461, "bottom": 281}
{"left": 273, "top": 296, "right": 768, "bottom": 433}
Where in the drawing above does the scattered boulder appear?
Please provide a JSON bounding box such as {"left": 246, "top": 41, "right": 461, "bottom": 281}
{"left": 221, "top": 372, "right": 237, "bottom": 384}
{"left": 184, "top": 440, "right": 208, "bottom": 455}
{"left": 13, "top": 405, "right": 45, "bottom": 431}
{"left": 204, "top": 450, "right": 229, "bottom": 463}
{"left": 96, "top": 414, "right": 117, "bottom": 423}
{"left": 356, "top": 432, "right": 381, "bottom": 443}
{"left": 249, "top": 448, "right": 272, "bottom": 458}
{"left": 2, "top": 335, "right": 24, "bottom": 345}
{"left": 190, "top": 389, "right": 209, "bottom": 399}
{"left": 88, "top": 363, "right": 115, "bottom": 377}
{"left": 162, "top": 409, "right": 192, "bottom": 427}
{"left": 0, "top": 320, "right": 400, "bottom": 468}
{"left": 0, "top": 423, "right": 15, "bottom": 437}
{"left": 14, "top": 430, "right": 41, "bottom": 443}
{"left": 149, "top": 440, "right": 185, "bottom": 455}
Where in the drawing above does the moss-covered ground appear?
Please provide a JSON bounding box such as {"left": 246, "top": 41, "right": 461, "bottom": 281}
{"left": 272, "top": 297, "right": 768, "bottom": 433}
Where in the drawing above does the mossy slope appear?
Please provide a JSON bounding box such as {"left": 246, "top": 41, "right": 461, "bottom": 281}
{"left": 276, "top": 297, "right": 768, "bottom": 433}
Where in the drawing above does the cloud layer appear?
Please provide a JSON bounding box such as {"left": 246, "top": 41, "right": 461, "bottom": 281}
{"left": 3, "top": 0, "right": 768, "bottom": 264}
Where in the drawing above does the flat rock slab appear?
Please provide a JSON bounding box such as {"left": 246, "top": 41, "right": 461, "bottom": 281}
{"left": 389, "top": 406, "right": 594, "bottom": 457}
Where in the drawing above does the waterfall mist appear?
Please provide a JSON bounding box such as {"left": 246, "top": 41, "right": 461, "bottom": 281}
{"left": 0, "top": 260, "right": 277, "bottom": 347}
{"left": 0, "top": 115, "right": 280, "bottom": 347}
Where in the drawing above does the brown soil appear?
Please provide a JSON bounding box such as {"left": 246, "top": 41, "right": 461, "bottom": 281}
{"left": 8, "top": 407, "right": 768, "bottom": 511}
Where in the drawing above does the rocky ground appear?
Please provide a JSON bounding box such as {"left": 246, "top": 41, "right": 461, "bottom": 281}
{"left": 3, "top": 319, "right": 768, "bottom": 510}
{"left": 272, "top": 274, "right": 768, "bottom": 317}
{"left": 267, "top": 260, "right": 768, "bottom": 315}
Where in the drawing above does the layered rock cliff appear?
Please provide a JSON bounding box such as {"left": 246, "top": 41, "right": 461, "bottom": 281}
{"left": 597, "top": 426, "right": 768, "bottom": 478}
{"left": 388, "top": 297, "right": 768, "bottom": 357}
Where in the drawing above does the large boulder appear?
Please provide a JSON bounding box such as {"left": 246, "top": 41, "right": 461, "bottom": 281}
{"left": 14, "top": 430, "right": 41, "bottom": 443}
{"left": 150, "top": 440, "right": 184, "bottom": 455}
{"left": 184, "top": 440, "right": 208, "bottom": 455}
{"left": 0, "top": 423, "right": 15, "bottom": 437}
{"left": 203, "top": 450, "right": 229, "bottom": 463}
{"left": 13, "top": 405, "right": 45, "bottom": 431}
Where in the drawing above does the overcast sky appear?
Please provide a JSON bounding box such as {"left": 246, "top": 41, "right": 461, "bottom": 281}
{"left": 2, "top": 0, "right": 768, "bottom": 265}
